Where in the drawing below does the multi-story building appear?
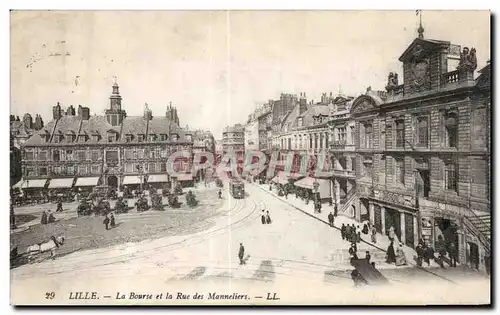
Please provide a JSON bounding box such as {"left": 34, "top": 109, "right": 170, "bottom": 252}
{"left": 351, "top": 26, "right": 490, "bottom": 270}
{"left": 245, "top": 115, "right": 259, "bottom": 152}
{"left": 257, "top": 104, "right": 273, "bottom": 152}
{"left": 191, "top": 129, "right": 216, "bottom": 180}
{"left": 19, "top": 83, "right": 194, "bottom": 192}
{"left": 222, "top": 124, "right": 245, "bottom": 155}
{"left": 327, "top": 94, "right": 356, "bottom": 214}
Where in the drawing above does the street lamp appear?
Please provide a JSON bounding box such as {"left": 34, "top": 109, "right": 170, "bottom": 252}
{"left": 313, "top": 178, "right": 320, "bottom": 212}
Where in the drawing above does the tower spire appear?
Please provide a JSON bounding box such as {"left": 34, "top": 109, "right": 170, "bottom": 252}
{"left": 417, "top": 10, "right": 424, "bottom": 39}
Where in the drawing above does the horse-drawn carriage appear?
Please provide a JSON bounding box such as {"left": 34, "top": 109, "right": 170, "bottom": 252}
{"left": 136, "top": 197, "right": 150, "bottom": 212}
{"left": 186, "top": 190, "right": 199, "bottom": 207}
{"left": 114, "top": 197, "right": 129, "bottom": 214}
{"left": 168, "top": 193, "right": 181, "bottom": 208}
{"left": 150, "top": 193, "right": 164, "bottom": 210}
{"left": 11, "top": 235, "right": 66, "bottom": 267}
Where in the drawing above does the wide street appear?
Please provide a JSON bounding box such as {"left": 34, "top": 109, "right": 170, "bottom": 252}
{"left": 10, "top": 181, "right": 490, "bottom": 305}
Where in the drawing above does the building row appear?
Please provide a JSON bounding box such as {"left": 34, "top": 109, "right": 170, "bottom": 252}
{"left": 239, "top": 27, "right": 491, "bottom": 271}
{"left": 13, "top": 82, "right": 215, "bottom": 192}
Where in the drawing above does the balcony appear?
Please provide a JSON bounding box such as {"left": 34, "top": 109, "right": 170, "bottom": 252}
{"left": 441, "top": 70, "right": 460, "bottom": 85}
{"left": 329, "top": 140, "right": 347, "bottom": 151}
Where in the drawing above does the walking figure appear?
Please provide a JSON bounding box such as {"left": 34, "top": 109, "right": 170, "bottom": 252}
{"left": 48, "top": 210, "right": 56, "bottom": 223}
{"left": 341, "top": 223, "right": 346, "bottom": 240}
{"left": 110, "top": 213, "right": 116, "bottom": 228}
{"left": 238, "top": 243, "right": 245, "bottom": 265}
{"left": 328, "top": 212, "right": 334, "bottom": 227}
{"left": 218, "top": 189, "right": 222, "bottom": 199}
{"left": 41, "top": 211, "right": 48, "bottom": 225}
{"left": 261, "top": 210, "right": 266, "bottom": 225}
{"left": 371, "top": 226, "right": 377, "bottom": 244}
{"left": 56, "top": 201, "right": 63, "bottom": 212}
{"left": 103, "top": 214, "right": 110, "bottom": 230}
{"left": 265, "top": 211, "right": 272, "bottom": 224}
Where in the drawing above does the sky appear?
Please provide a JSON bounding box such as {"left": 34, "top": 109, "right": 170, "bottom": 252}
{"left": 10, "top": 11, "right": 490, "bottom": 138}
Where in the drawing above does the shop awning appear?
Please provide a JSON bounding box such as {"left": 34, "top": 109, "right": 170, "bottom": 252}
{"left": 123, "top": 176, "right": 141, "bottom": 185}
{"left": 12, "top": 180, "right": 24, "bottom": 189}
{"left": 75, "top": 177, "right": 100, "bottom": 187}
{"left": 147, "top": 174, "right": 170, "bottom": 183}
{"left": 21, "top": 179, "right": 48, "bottom": 189}
{"left": 48, "top": 178, "right": 74, "bottom": 189}
{"left": 271, "top": 171, "right": 305, "bottom": 184}
{"left": 294, "top": 176, "right": 331, "bottom": 198}
{"left": 294, "top": 177, "right": 329, "bottom": 190}
{"left": 176, "top": 173, "right": 193, "bottom": 181}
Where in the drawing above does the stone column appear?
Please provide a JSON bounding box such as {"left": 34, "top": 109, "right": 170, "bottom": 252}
{"left": 381, "top": 206, "right": 386, "bottom": 235}
{"left": 346, "top": 156, "right": 352, "bottom": 172}
{"left": 335, "top": 178, "right": 341, "bottom": 205}
{"left": 400, "top": 212, "right": 406, "bottom": 245}
{"left": 369, "top": 203, "right": 375, "bottom": 226}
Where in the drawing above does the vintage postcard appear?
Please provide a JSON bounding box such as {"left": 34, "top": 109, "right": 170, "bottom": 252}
{"left": 10, "top": 10, "right": 491, "bottom": 305}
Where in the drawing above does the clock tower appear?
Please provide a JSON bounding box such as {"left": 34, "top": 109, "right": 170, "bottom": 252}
{"left": 105, "top": 81, "right": 127, "bottom": 126}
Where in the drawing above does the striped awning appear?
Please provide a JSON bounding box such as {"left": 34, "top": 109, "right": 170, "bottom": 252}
{"left": 147, "top": 174, "right": 170, "bottom": 183}
{"left": 75, "top": 177, "right": 100, "bottom": 187}
{"left": 48, "top": 178, "right": 74, "bottom": 189}
{"left": 123, "top": 176, "right": 141, "bottom": 185}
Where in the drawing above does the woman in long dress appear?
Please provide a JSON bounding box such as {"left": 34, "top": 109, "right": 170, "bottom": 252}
{"left": 395, "top": 243, "right": 407, "bottom": 266}
{"left": 386, "top": 241, "right": 396, "bottom": 264}
{"left": 388, "top": 226, "right": 395, "bottom": 241}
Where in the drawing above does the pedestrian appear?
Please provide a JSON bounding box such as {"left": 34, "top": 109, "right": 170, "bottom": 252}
{"left": 218, "top": 189, "right": 222, "bottom": 199}
{"left": 328, "top": 212, "right": 334, "bottom": 227}
{"left": 388, "top": 226, "right": 395, "bottom": 242}
{"left": 345, "top": 224, "right": 351, "bottom": 242}
{"left": 447, "top": 242, "right": 458, "bottom": 268}
{"left": 103, "top": 214, "right": 110, "bottom": 230}
{"left": 362, "top": 223, "right": 369, "bottom": 235}
{"left": 56, "top": 201, "right": 63, "bottom": 212}
{"left": 341, "top": 223, "right": 346, "bottom": 240}
{"left": 110, "top": 213, "right": 116, "bottom": 228}
{"left": 269, "top": 184, "right": 272, "bottom": 191}
{"left": 48, "top": 210, "right": 56, "bottom": 223}
{"left": 371, "top": 225, "right": 377, "bottom": 244}
{"left": 386, "top": 241, "right": 396, "bottom": 264}
{"left": 371, "top": 262, "right": 376, "bottom": 269}
{"left": 349, "top": 242, "right": 357, "bottom": 256}
{"left": 261, "top": 210, "right": 266, "bottom": 225}
{"left": 365, "top": 251, "right": 371, "bottom": 264}
{"left": 395, "top": 243, "right": 407, "bottom": 266}
{"left": 424, "top": 242, "right": 434, "bottom": 267}
{"left": 356, "top": 225, "right": 361, "bottom": 243}
{"left": 416, "top": 243, "right": 424, "bottom": 267}
{"left": 238, "top": 243, "right": 245, "bottom": 265}
{"left": 41, "top": 211, "right": 48, "bottom": 225}
{"left": 266, "top": 211, "right": 272, "bottom": 224}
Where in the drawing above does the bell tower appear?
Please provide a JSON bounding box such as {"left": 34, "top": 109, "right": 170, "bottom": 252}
{"left": 105, "top": 78, "right": 127, "bottom": 126}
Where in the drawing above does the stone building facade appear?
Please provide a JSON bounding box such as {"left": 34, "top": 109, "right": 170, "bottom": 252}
{"left": 19, "top": 83, "right": 194, "bottom": 191}
{"left": 350, "top": 28, "right": 490, "bottom": 270}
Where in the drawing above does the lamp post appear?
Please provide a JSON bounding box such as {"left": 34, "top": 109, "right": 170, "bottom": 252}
{"left": 313, "top": 178, "right": 320, "bottom": 213}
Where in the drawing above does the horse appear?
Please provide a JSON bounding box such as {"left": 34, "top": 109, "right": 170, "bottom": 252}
{"left": 26, "top": 235, "right": 65, "bottom": 262}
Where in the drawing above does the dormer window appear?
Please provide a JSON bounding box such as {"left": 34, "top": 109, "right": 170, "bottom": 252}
{"left": 149, "top": 134, "right": 156, "bottom": 142}
{"left": 92, "top": 135, "right": 99, "bottom": 142}
{"left": 138, "top": 134, "right": 145, "bottom": 142}
{"left": 66, "top": 132, "right": 75, "bottom": 143}
{"left": 186, "top": 134, "right": 192, "bottom": 142}
{"left": 78, "top": 135, "right": 87, "bottom": 143}
{"left": 160, "top": 134, "right": 168, "bottom": 141}
{"left": 125, "top": 134, "right": 133, "bottom": 143}
{"left": 297, "top": 118, "right": 303, "bottom": 127}
{"left": 53, "top": 134, "right": 62, "bottom": 143}
{"left": 171, "top": 134, "right": 178, "bottom": 142}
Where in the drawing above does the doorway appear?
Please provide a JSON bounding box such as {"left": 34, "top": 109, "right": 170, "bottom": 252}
{"left": 467, "top": 242, "right": 479, "bottom": 269}
{"left": 435, "top": 218, "right": 459, "bottom": 248}
{"left": 416, "top": 169, "right": 430, "bottom": 198}
{"left": 107, "top": 175, "right": 118, "bottom": 189}
{"left": 385, "top": 208, "right": 401, "bottom": 241}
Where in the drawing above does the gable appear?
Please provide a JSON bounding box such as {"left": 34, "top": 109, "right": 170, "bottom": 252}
{"left": 350, "top": 95, "right": 377, "bottom": 114}
{"left": 399, "top": 38, "right": 449, "bottom": 62}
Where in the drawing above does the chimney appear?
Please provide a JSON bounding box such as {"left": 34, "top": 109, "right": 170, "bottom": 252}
{"left": 143, "top": 103, "right": 152, "bottom": 120}
{"left": 299, "top": 92, "right": 307, "bottom": 115}
{"left": 52, "top": 102, "right": 62, "bottom": 120}
{"left": 66, "top": 105, "right": 76, "bottom": 116}
{"left": 78, "top": 105, "right": 90, "bottom": 120}
{"left": 34, "top": 114, "right": 44, "bottom": 130}
{"left": 22, "top": 113, "right": 33, "bottom": 129}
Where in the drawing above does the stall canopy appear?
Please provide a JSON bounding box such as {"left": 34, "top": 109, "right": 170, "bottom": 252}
{"left": 294, "top": 177, "right": 331, "bottom": 198}
{"left": 21, "top": 179, "right": 48, "bottom": 189}
{"left": 12, "top": 180, "right": 24, "bottom": 189}
{"left": 75, "top": 177, "right": 100, "bottom": 187}
{"left": 48, "top": 178, "right": 74, "bottom": 189}
{"left": 176, "top": 173, "right": 193, "bottom": 181}
{"left": 123, "top": 176, "right": 141, "bottom": 185}
{"left": 271, "top": 171, "right": 304, "bottom": 184}
{"left": 147, "top": 174, "right": 170, "bottom": 183}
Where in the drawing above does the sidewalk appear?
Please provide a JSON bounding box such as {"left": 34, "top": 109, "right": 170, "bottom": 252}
{"left": 252, "top": 182, "right": 447, "bottom": 270}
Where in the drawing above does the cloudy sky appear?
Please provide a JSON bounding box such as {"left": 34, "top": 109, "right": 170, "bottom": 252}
{"left": 10, "top": 11, "right": 490, "bottom": 137}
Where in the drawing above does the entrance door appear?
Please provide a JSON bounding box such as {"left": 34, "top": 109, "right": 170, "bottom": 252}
{"left": 385, "top": 208, "right": 401, "bottom": 241}
{"left": 107, "top": 175, "right": 118, "bottom": 189}
{"left": 468, "top": 242, "right": 479, "bottom": 269}
{"left": 405, "top": 213, "right": 415, "bottom": 248}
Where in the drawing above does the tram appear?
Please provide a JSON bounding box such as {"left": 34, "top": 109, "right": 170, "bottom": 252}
{"left": 229, "top": 179, "right": 245, "bottom": 199}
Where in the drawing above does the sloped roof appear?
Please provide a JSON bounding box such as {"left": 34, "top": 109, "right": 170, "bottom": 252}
{"left": 80, "top": 116, "right": 114, "bottom": 144}
{"left": 53, "top": 115, "right": 81, "bottom": 135}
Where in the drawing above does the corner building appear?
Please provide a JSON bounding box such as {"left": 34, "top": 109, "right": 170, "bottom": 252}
{"left": 351, "top": 28, "right": 490, "bottom": 270}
